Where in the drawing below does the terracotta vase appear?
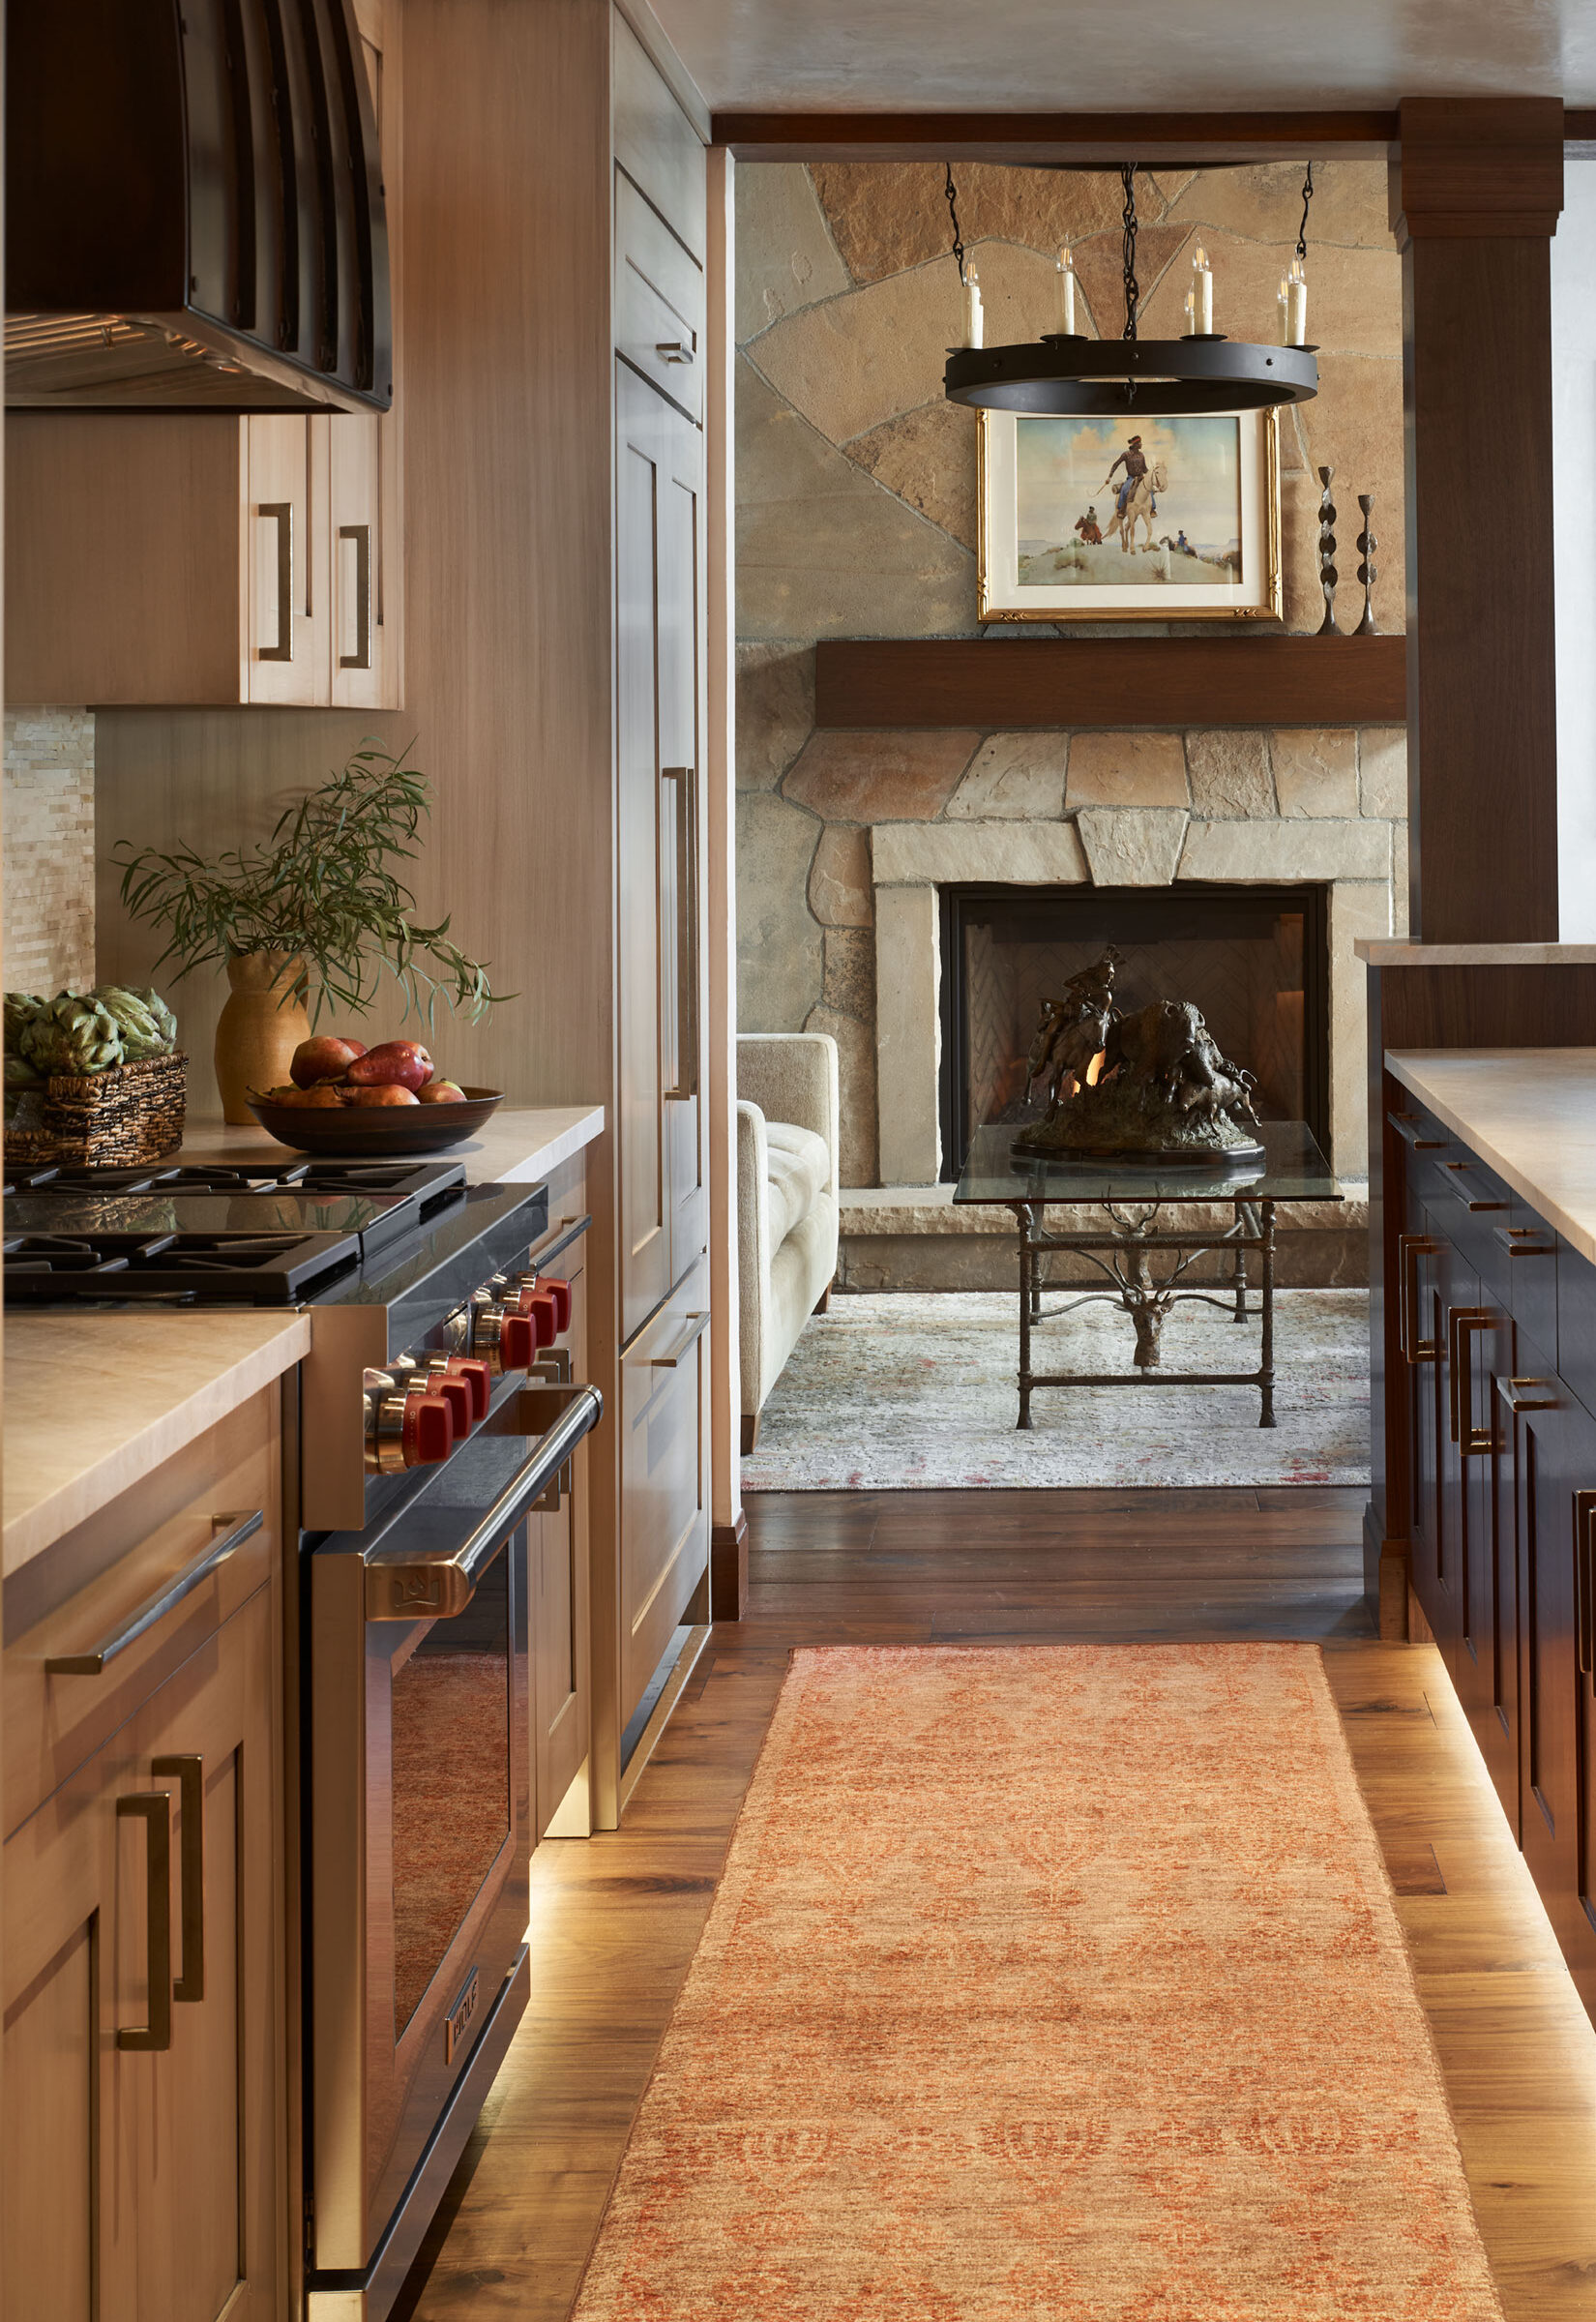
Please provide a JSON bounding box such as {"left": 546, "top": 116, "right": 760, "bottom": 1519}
{"left": 214, "top": 950, "right": 311, "bottom": 1124}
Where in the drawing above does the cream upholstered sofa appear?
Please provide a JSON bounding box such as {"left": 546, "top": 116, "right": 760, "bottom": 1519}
{"left": 737, "top": 1032, "right": 840, "bottom": 1453}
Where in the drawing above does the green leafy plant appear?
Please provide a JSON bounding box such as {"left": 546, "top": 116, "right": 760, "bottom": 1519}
{"left": 113, "top": 743, "right": 509, "bottom": 1030}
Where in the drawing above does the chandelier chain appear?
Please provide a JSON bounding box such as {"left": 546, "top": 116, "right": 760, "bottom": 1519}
{"left": 1296, "top": 162, "right": 1314, "bottom": 263}
{"left": 1120, "top": 163, "right": 1140, "bottom": 342}
{"left": 944, "top": 162, "right": 966, "bottom": 285}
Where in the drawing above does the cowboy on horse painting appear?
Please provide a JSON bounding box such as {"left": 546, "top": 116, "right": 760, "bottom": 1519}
{"left": 1105, "top": 435, "right": 1148, "bottom": 519}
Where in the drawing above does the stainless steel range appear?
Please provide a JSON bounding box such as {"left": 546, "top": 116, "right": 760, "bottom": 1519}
{"left": 4, "top": 1152, "right": 602, "bottom": 2320}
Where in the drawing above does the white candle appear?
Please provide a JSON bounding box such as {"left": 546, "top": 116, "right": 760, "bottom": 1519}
{"left": 1192, "top": 244, "right": 1213, "bottom": 335}
{"left": 962, "top": 265, "right": 984, "bottom": 349}
{"left": 1183, "top": 285, "right": 1196, "bottom": 338}
{"left": 1285, "top": 256, "right": 1308, "bottom": 347}
{"left": 1278, "top": 278, "right": 1290, "bottom": 346}
{"left": 1056, "top": 245, "right": 1078, "bottom": 335}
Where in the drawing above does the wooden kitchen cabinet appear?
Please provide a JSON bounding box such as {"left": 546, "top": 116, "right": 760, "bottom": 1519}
{"left": 3, "top": 1397, "right": 284, "bottom": 2319}
{"left": 4, "top": 2, "right": 401, "bottom": 708}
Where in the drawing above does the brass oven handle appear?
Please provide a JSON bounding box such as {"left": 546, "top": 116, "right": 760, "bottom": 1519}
{"left": 1449, "top": 1309, "right": 1495, "bottom": 1454}
{"left": 1495, "top": 1374, "right": 1557, "bottom": 1414}
{"left": 152, "top": 1754, "right": 205, "bottom": 2003}
{"left": 651, "top": 1311, "right": 710, "bottom": 1369}
{"left": 1398, "top": 1234, "right": 1441, "bottom": 1364}
{"left": 45, "top": 1510, "right": 264, "bottom": 1676}
{"left": 1577, "top": 1493, "right": 1596, "bottom": 1678}
{"left": 364, "top": 1384, "right": 603, "bottom": 1622}
{"left": 117, "top": 1791, "right": 173, "bottom": 2051}
{"left": 258, "top": 501, "right": 294, "bottom": 661}
{"left": 338, "top": 522, "right": 372, "bottom": 670}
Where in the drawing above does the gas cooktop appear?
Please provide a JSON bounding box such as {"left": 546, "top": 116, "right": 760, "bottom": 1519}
{"left": 3, "top": 1227, "right": 364, "bottom": 1305}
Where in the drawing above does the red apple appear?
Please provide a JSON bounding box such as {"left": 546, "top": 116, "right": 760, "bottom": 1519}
{"left": 291, "top": 1035, "right": 366, "bottom": 1087}
{"left": 345, "top": 1039, "right": 434, "bottom": 1092}
{"left": 417, "top": 1079, "right": 467, "bottom": 1105}
{"left": 344, "top": 1082, "right": 419, "bottom": 1106}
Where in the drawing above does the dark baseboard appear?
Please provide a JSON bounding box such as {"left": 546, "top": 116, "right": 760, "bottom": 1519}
{"left": 712, "top": 1510, "right": 750, "bottom": 1622}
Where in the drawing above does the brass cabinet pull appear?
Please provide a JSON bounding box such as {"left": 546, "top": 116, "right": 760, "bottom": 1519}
{"left": 258, "top": 501, "right": 294, "bottom": 661}
{"left": 1448, "top": 1307, "right": 1495, "bottom": 1452}
{"left": 1493, "top": 1223, "right": 1556, "bottom": 1258}
{"left": 662, "top": 765, "right": 699, "bottom": 1101}
{"left": 117, "top": 1792, "right": 173, "bottom": 2052}
{"left": 650, "top": 1310, "right": 710, "bottom": 1369}
{"left": 655, "top": 339, "right": 695, "bottom": 365}
{"left": 45, "top": 1510, "right": 264, "bottom": 1676}
{"left": 1387, "top": 1111, "right": 1447, "bottom": 1150}
{"left": 1495, "top": 1374, "right": 1557, "bottom": 1414}
{"left": 338, "top": 521, "right": 372, "bottom": 670}
{"left": 1445, "top": 1162, "right": 1510, "bottom": 1214}
{"left": 152, "top": 1754, "right": 204, "bottom": 2003}
{"left": 1577, "top": 1493, "right": 1596, "bottom": 1678}
{"left": 1398, "top": 1234, "right": 1442, "bottom": 1364}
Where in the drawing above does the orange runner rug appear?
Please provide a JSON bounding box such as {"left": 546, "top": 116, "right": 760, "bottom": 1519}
{"left": 573, "top": 1644, "right": 1502, "bottom": 2321}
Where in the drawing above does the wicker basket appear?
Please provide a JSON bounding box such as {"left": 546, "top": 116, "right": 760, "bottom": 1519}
{"left": 4, "top": 1051, "right": 188, "bottom": 1169}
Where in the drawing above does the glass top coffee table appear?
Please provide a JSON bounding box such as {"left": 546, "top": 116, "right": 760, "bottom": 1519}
{"left": 952, "top": 1120, "right": 1342, "bottom": 1429}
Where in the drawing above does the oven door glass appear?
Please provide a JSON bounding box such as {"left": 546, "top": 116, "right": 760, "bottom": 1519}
{"left": 388, "top": 1537, "right": 513, "bottom": 2036}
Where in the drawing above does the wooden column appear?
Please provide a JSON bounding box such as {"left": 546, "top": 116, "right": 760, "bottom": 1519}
{"left": 1393, "top": 98, "right": 1563, "bottom": 939}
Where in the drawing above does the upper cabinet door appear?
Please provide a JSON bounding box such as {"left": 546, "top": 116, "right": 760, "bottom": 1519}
{"left": 611, "top": 12, "right": 706, "bottom": 263}
{"left": 246, "top": 416, "right": 331, "bottom": 705}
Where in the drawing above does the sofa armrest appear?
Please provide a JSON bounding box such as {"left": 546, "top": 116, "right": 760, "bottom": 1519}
{"left": 736, "top": 1033, "right": 840, "bottom": 1198}
{"left": 736, "top": 1098, "right": 770, "bottom": 1414}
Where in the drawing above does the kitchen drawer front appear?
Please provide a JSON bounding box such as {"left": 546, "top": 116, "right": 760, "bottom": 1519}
{"left": 1432, "top": 1149, "right": 1515, "bottom": 1304}
{"left": 615, "top": 172, "right": 704, "bottom": 420}
{"left": 1558, "top": 1240, "right": 1596, "bottom": 1424}
{"left": 4, "top": 1386, "right": 282, "bottom": 1837}
{"left": 619, "top": 1259, "right": 710, "bottom": 1730}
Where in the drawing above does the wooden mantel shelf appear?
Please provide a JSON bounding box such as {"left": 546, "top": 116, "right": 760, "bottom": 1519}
{"left": 813, "top": 636, "right": 1407, "bottom": 730}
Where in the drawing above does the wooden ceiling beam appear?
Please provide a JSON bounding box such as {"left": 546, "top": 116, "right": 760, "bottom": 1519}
{"left": 711, "top": 109, "right": 1400, "bottom": 163}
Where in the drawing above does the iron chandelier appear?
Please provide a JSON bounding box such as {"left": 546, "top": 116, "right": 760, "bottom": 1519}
{"left": 942, "top": 163, "right": 1319, "bottom": 417}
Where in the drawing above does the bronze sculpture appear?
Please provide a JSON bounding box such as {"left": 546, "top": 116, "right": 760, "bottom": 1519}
{"left": 1015, "top": 948, "right": 1262, "bottom": 1161}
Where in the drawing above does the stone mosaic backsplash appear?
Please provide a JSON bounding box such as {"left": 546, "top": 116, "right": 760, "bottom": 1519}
{"left": 4, "top": 706, "right": 95, "bottom": 996}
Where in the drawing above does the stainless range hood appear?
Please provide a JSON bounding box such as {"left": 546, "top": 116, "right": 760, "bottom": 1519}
{"left": 6, "top": 0, "right": 392, "bottom": 413}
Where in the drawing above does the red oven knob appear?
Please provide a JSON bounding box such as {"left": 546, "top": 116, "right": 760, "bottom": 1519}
{"left": 428, "top": 1373, "right": 474, "bottom": 1438}
{"left": 440, "top": 1354, "right": 492, "bottom": 1422}
{"left": 470, "top": 1301, "right": 535, "bottom": 1375}
{"left": 400, "top": 1391, "right": 454, "bottom": 1468}
{"left": 538, "top": 1277, "right": 573, "bottom": 1331}
{"left": 517, "top": 1288, "right": 559, "bottom": 1348}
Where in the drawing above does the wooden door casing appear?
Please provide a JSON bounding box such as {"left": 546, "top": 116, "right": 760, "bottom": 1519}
{"left": 2, "top": 1584, "right": 280, "bottom": 2321}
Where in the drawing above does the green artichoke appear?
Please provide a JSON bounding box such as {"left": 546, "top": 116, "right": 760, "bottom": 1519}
{"left": 91, "top": 983, "right": 178, "bottom": 1060}
{"left": 3, "top": 993, "right": 44, "bottom": 1054}
{"left": 4, "top": 1051, "right": 42, "bottom": 1087}
{"left": 20, "top": 994, "right": 125, "bottom": 1076}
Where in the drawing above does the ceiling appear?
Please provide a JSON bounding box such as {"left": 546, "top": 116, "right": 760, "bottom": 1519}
{"left": 650, "top": 0, "right": 1596, "bottom": 113}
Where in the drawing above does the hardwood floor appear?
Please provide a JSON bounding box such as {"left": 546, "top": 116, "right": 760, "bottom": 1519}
{"left": 394, "top": 1486, "right": 1596, "bottom": 2319}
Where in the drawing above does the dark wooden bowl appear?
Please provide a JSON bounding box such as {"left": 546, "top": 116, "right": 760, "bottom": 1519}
{"left": 245, "top": 1085, "right": 505, "bottom": 1155}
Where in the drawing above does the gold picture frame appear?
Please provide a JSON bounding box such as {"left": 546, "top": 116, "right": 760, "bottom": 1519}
{"left": 977, "top": 405, "right": 1282, "bottom": 624}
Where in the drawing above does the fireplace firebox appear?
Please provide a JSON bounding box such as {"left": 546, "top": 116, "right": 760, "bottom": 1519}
{"left": 937, "top": 882, "right": 1330, "bottom": 1181}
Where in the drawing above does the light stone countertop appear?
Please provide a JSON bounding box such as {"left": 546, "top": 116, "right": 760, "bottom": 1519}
{"left": 4, "top": 1311, "right": 310, "bottom": 1576}
{"left": 171, "top": 1102, "right": 605, "bottom": 1185}
{"left": 1357, "top": 941, "right": 1596, "bottom": 967}
{"left": 2, "top": 1106, "right": 605, "bottom": 1574}
{"left": 1386, "top": 1049, "right": 1596, "bottom": 1265}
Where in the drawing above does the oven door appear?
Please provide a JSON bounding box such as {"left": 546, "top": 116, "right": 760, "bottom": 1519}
{"left": 308, "top": 1385, "right": 600, "bottom": 2277}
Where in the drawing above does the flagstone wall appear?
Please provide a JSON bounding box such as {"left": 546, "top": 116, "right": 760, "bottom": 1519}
{"left": 734, "top": 161, "right": 1408, "bottom": 1189}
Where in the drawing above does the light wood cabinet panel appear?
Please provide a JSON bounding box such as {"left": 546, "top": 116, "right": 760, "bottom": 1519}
{"left": 612, "top": 10, "right": 706, "bottom": 261}
{"left": 619, "top": 1259, "right": 710, "bottom": 1725}
{"left": 246, "top": 415, "right": 332, "bottom": 706}
{"left": 615, "top": 174, "right": 704, "bottom": 421}
{"left": 4, "top": 1582, "right": 281, "bottom": 2321}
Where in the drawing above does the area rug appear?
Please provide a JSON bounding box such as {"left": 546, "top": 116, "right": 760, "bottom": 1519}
{"left": 742, "top": 1288, "right": 1371, "bottom": 1490}
{"left": 573, "top": 1644, "right": 1501, "bottom": 2322}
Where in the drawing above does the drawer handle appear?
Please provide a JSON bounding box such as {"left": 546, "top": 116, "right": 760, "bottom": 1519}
{"left": 338, "top": 522, "right": 372, "bottom": 670}
{"left": 258, "top": 501, "right": 294, "bottom": 661}
{"left": 1398, "top": 1234, "right": 1442, "bottom": 1364}
{"left": 117, "top": 1792, "right": 173, "bottom": 2052}
{"left": 651, "top": 1311, "right": 710, "bottom": 1368}
{"left": 1449, "top": 1307, "right": 1495, "bottom": 1453}
{"left": 1446, "top": 1169, "right": 1510, "bottom": 1214}
{"left": 1388, "top": 1112, "right": 1447, "bottom": 1150}
{"left": 1493, "top": 1224, "right": 1555, "bottom": 1257}
{"left": 655, "top": 339, "right": 695, "bottom": 365}
{"left": 1495, "top": 1374, "right": 1558, "bottom": 1414}
{"left": 1577, "top": 1493, "right": 1596, "bottom": 1677}
{"left": 152, "top": 1754, "right": 205, "bottom": 2003}
{"left": 45, "top": 1509, "right": 264, "bottom": 1676}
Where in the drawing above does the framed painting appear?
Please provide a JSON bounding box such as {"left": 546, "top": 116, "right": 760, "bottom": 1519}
{"left": 977, "top": 406, "right": 1282, "bottom": 623}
